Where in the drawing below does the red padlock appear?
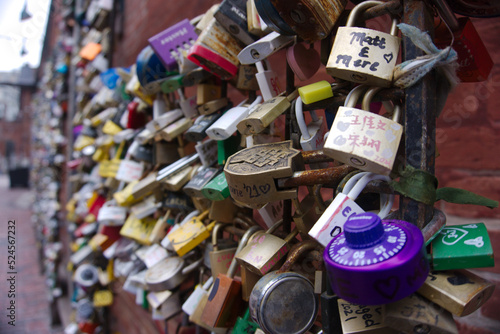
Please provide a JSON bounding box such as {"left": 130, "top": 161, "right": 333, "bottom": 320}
{"left": 433, "top": 0, "right": 493, "bottom": 82}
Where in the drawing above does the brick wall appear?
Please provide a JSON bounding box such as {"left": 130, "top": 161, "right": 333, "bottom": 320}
{"left": 435, "top": 18, "right": 500, "bottom": 333}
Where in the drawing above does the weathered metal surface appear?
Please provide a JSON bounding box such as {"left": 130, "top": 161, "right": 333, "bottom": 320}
{"left": 277, "top": 165, "right": 355, "bottom": 188}
{"left": 399, "top": 0, "right": 437, "bottom": 229}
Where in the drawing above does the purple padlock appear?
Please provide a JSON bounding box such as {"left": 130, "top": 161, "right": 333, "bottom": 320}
{"left": 148, "top": 19, "right": 198, "bottom": 71}
{"left": 324, "top": 212, "right": 429, "bottom": 305}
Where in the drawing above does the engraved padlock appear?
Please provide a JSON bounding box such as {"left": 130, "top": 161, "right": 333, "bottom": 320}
{"left": 324, "top": 212, "right": 429, "bottom": 305}
{"left": 309, "top": 171, "right": 394, "bottom": 247}
{"left": 209, "top": 223, "right": 239, "bottom": 278}
{"left": 324, "top": 85, "right": 403, "bottom": 175}
{"left": 235, "top": 220, "right": 299, "bottom": 276}
{"left": 326, "top": 1, "right": 400, "bottom": 87}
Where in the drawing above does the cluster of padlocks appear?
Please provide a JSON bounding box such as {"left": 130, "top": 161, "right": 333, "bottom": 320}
{"left": 53, "top": 0, "right": 497, "bottom": 333}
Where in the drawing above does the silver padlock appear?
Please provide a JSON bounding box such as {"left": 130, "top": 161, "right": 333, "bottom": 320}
{"left": 324, "top": 85, "right": 403, "bottom": 175}
{"left": 326, "top": 1, "right": 400, "bottom": 87}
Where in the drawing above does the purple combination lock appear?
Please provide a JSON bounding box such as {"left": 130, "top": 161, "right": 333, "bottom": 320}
{"left": 148, "top": 19, "right": 198, "bottom": 71}
{"left": 324, "top": 212, "right": 429, "bottom": 305}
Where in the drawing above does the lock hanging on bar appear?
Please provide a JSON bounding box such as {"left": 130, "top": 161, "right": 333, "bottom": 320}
{"left": 324, "top": 85, "right": 403, "bottom": 175}
{"left": 326, "top": 1, "right": 401, "bottom": 87}
{"left": 309, "top": 171, "right": 394, "bottom": 247}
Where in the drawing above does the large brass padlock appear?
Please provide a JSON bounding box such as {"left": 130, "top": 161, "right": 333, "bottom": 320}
{"left": 235, "top": 220, "right": 299, "bottom": 276}
{"left": 224, "top": 140, "right": 304, "bottom": 208}
{"left": 324, "top": 85, "right": 403, "bottom": 175}
{"left": 201, "top": 226, "right": 261, "bottom": 328}
{"left": 326, "top": 1, "right": 400, "bottom": 87}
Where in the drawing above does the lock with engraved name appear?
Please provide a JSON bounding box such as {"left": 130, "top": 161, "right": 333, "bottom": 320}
{"left": 309, "top": 172, "right": 394, "bottom": 246}
{"left": 417, "top": 269, "right": 495, "bottom": 317}
{"left": 326, "top": 1, "right": 400, "bottom": 87}
{"left": 324, "top": 85, "right": 403, "bottom": 175}
{"left": 235, "top": 220, "right": 299, "bottom": 276}
{"left": 201, "top": 226, "right": 261, "bottom": 328}
{"left": 385, "top": 293, "right": 458, "bottom": 334}
{"left": 428, "top": 222, "right": 494, "bottom": 271}
{"left": 224, "top": 140, "right": 304, "bottom": 208}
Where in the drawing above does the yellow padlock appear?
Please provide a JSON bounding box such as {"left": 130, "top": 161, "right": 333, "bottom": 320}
{"left": 167, "top": 211, "right": 216, "bottom": 256}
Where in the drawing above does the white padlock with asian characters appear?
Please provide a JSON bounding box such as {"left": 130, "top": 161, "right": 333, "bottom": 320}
{"left": 324, "top": 85, "right": 403, "bottom": 175}
{"left": 308, "top": 172, "right": 394, "bottom": 247}
{"left": 326, "top": 0, "right": 400, "bottom": 87}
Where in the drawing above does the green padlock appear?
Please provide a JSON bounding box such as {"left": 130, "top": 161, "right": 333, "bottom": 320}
{"left": 233, "top": 308, "right": 260, "bottom": 334}
{"left": 161, "top": 74, "right": 185, "bottom": 93}
{"left": 218, "top": 134, "right": 241, "bottom": 166}
{"left": 429, "top": 222, "right": 494, "bottom": 270}
{"left": 201, "top": 172, "right": 230, "bottom": 201}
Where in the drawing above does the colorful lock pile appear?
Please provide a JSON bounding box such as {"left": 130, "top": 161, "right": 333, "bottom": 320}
{"left": 28, "top": 0, "right": 498, "bottom": 334}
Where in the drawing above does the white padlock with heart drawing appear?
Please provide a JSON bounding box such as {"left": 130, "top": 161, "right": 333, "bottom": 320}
{"left": 308, "top": 172, "right": 394, "bottom": 247}
{"left": 324, "top": 85, "right": 402, "bottom": 175}
{"left": 326, "top": 0, "right": 400, "bottom": 87}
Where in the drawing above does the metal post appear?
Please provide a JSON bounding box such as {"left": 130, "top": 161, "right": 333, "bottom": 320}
{"left": 399, "top": 0, "right": 437, "bottom": 229}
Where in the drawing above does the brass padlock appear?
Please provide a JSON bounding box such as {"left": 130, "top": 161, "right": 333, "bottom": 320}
{"left": 324, "top": 85, "right": 403, "bottom": 175}
{"left": 326, "top": 1, "right": 400, "bottom": 87}
{"left": 385, "top": 293, "right": 458, "bottom": 334}
{"left": 237, "top": 90, "right": 298, "bottom": 135}
{"left": 197, "top": 97, "right": 229, "bottom": 116}
{"left": 417, "top": 269, "right": 495, "bottom": 317}
{"left": 235, "top": 220, "right": 299, "bottom": 276}
{"left": 224, "top": 140, "right": 304, "bottom": 208}
{"left": 209, "top": 223, "right": 239, "bottom": 277}
{"left": 337, "top": 300, "right": 398, "bottom": 334}
{"left": 201, "top": 226, "right": 261, "bottom": 328}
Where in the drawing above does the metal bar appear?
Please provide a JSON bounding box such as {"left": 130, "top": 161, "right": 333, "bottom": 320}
{"left": 399, "top": 1, "right": 437, "bottom": 229}
{"left": 283, "top": 61, "right": 295, "bottom": 233}
{"left": 301, "top": 150, "right": 335, "bottom": 164}
{"left": 361, "top": 0, "right": 403, "bottom": 21}
{"left": 277, "top": 165, "right": 354, "bottom": 188}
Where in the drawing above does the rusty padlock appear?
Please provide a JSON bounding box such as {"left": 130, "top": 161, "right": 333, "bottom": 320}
{"left": 249, "top": 240, "right": 321, "bottom": 334}
{"left": 201, "top": 225, "right": 261, "bottom": 328}
{"left": 324, "top": 85, "right": 403, "bottom": 175}
{"left": 326, "top": 1, "right": 400, "bottom": 87}
{"left": 235, "top": 220, "right": 299, "bottom": 276}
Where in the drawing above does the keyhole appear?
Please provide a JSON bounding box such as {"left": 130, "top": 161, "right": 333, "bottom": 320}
{"left": 351, "top": 73, "right": 367, "bottom": 82}
{"left": 251, "top": 49, "right": 260, "bottom": 59}
{"left": 413, "top": 324, "right": 431, "bottom": 334}
{"left": 350, "top": 157, "right": 366, "bottom": 167}
{"left": 290, "top": 9, "right": 305, "bottom": 23}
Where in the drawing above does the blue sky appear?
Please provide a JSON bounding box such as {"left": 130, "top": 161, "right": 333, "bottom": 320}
{"left": 0, "top": 0, "right": 51, "bottom": 72}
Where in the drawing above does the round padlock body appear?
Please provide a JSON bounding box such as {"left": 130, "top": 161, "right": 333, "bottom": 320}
{"left": 324, "top": 212, "right": 429, "bottom": 305}
{"left": 249, "top": 271, "right": 318, "bottom": 334}
{"left": 145, "top": 256, "right": 185, "bottom": 292}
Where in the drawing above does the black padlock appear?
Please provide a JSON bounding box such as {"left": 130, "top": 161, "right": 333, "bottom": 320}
{"left": 214, "top": 0, "right": 259, "bottom": 45}
{"left": 185, "top": 112, "right": 223, "bottom": 142}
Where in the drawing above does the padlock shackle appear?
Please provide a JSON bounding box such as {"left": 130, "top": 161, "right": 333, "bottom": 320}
{"left": 433, "top": 0, "right": 460, "bottom": 32}
{"left": 227, "top": 225, "right": 262, "bottom": 277}
{"left": 344, "top": 85, "right": 368, "bottom": 108}
{"left": 362, "top": 86, "right": 401, "bottom": 122}
{"left": 346, "top": 1, "right": 399, "bottom": 36}
{"left": 347, "top": 172, "right": 390, "bottom": 203}
{"left": 277, "top": 240, "right": 323, "bottom": 274}
{"left": 295, "top": 97, "right": 321, "bottom": 141}
{"left": 284, "top": 228, "right": 299, "bottom": 244}
{"left": 212, "top": 222, "right": 225, "bottom": 250}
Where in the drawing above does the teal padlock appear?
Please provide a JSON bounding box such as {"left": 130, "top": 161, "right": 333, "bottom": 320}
{"left": 429, "top": 222, "right": 494, "bottom": 270}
